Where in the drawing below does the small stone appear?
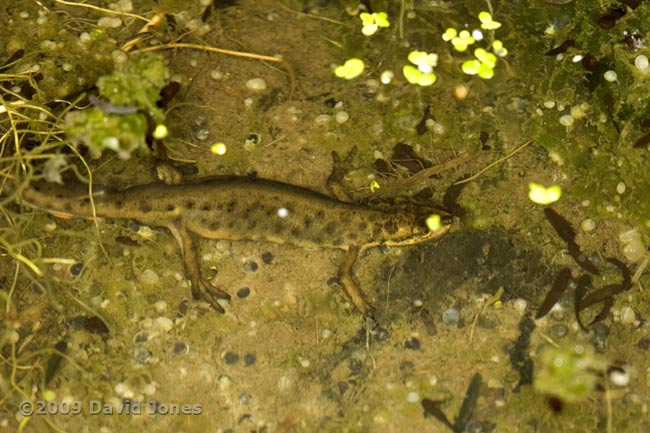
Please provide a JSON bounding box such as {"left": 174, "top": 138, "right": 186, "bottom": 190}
{"left": 603, "top": 70, "right": 617, "bottom": 82}
{"left": 550, "top": 324, "right": 568, "bottom": 338}
{"left": 243, "top": 261, "right": 258, "bottom": 273}
{"left": 634, "top": 54, "right": 649, "bottom": 71}
{"left": 140, "top": 269, "right": 159, "bottom": 285}
{"left": 442, "top": 308, "right": 460, "bottom": 325}
{"left": 622, "top": 239, "right": 645, "bottom": 263}
{"left": 406, "top": 391, "right": 420, "bottom": 403}
{"left": 513, "top": 298, "right": 528, "bottom": 313}
{"left": 580, "top": 218, "right": 596, "bottom": 232}
{"left": 559, "top": 114, "right": 574, "bottom": 126}
{"left": 608, "top": 366, "right": 629, "bottom": 386}
{"left": 616, "top": 182, "right": 626, "bottom": 194}
{"left": 69, "top": 262, "right": 84, "bottom": 276}
{"left": 620, "top": 306, "right": 636, "bottom": 324}
{"left": 246, "top": 78, "right": 267, "bottom": 92}
{"left": 261, "top": 251, "right": 274, "bottom": 264}
{"left": 335, "top": 111, "right": 349, "bottom": 123}
{"left": 152, "top": 316, "right": 174, "bottom": 333}
{"left": 238, "top": 392, "right": 252, "bottom": 405}
{"left": 404, "top": 337, "right": 421, "bottom": 350}
{"left": 97, "top": 16, "right": 122, "bottom": 28}
{"left": 133, "top": 331, "right": 150, "bottom": 343}
{"left": 315, "top": 114, "right": 331, "bottom": 125}
{"left": 193, "top": 127, "right": 210, "bottom": 141}
{"left": 592, "top": 322, "right": 609, "bottom": 337}
{"left": 244, "top": 353, "right": 256, "bottom": 366}
{"left": 133, "top": 347, "right": 152, "bottom": 363}
{"left": 236, "top": 287, "right": 251, "bottom": 298}
{"left": 173, "top": 341, "right": 189, "bottom": 354}
{"left": 223, "top": 351, "right": 239, "bottom": 365}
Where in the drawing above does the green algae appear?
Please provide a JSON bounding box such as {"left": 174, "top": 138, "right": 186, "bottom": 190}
{"left": 64, "top": 54, "right": 170, "bottom": 159}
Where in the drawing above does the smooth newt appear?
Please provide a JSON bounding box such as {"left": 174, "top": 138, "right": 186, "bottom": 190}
{"left": 19, "top": 170, "right": 451, "bottom": 316}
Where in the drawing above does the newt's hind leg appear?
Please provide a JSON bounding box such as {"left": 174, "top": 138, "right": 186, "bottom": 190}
{"left": 167, "top": 222, "right": 231, "bottom": 313}
{"left": 327, "top": 146, "right": 358, "bottom": 202}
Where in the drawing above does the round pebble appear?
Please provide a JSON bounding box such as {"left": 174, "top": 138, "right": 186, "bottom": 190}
{"left": 513, "top": 298, "right": 528, "bottom": 313}
{"left": 442, "top": 308, "right": 460, "bottom": 325}
{"left": 223, "top": 351, "right": 240, "bottom": 364}
{"left": 592, "top": 322, "right": 610, "bottom": 337}
{"left": 608, "top": 367, "right": 629, "bottom": 386}
{"left": 622, "top": 239, "right": 645, "bottom": 262}
{"left": 335, "top": 111, "right": 349, "bottom": 123}
{"left": 406, "top": 391, "right": 420, "bottom": 403}
{"left": 133, "top": 347, "right": 152, "bottom": 363}
{"left": 173, "top": 341, "right": 189, "bottom": 354}
{"left": 246, "top": 78, "right": 267, "bottom": 92}
{"left": 210, "top": 69, "right": 224, "bottom": 80}
{"left": 193, "top": 127, "right": 210, "bottom": 141}
{"left": 314, "top": 114, "right": 331, "bottom": 125}
{"left": 133, "top": 331, "right": 150, "bottom": 343}
{"left": 261, "top": 251, "right": 274, "bottom": 264}
{"left": 69, "top": 262, "right": 84, "bottom": 276}
{"left": 244, "top": 353, "right": 256, "bottom": 366}
{"left": 236, "top": 287, "right": 251, "bottom": 298}
{"left": 238, "top": 392, "right": 252, "bottom": 405}
{"left": 620, "top": 306, "right": 636, "bottom": 324}
{"left": 140, "top": 269, "right": 159, "bottom": 285}
{"left": 152, "top": 316, "right": 174, "bottom": 333}
{"left": 404, "top": 337, "right": 421, "bottom": 350}
{"left": 243, "top": 261, "right": 258, "bottom": 273}
{"left": 603, "top": 70, "right": 617, "bottom": 82}
{"left": 245, "top": 132, "right": 261, "bottom": 145}
{"left": 550, "top": 324, "right": 569, "bottom": 338}
{"left": 616, "top": 181, "right": 626, "bottom": 194}
{"left": 634, "top": 55, "right": 649, "bottom": 71}
{"left": 581, "top": 218, "right": 596, "bottom": 232}
{"left": 97, "top": 16, "right": 122, "bottom": 28}
{"left": 559, "top": 114, "right": 574, "bottom": 126}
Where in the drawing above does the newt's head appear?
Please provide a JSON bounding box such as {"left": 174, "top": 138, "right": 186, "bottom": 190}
{"left": 379, "top": 206, "right": 452, "bottom": 247}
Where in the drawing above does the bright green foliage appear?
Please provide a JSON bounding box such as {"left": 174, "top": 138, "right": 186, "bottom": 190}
{"left": 97, "top": 54, "right": 169, "bottom": 123}
{"left": 334, "top": 58, "right": 365, "bottom": 79}
{"left": 403, "top": 50, "right": 438, "bottom": 86}
{"left": 360, "top": 12, "right": 390, "bottom": 36}
{"left": 478, "top": 11, "right": 501, "bottom": 30}
{"left": 528, "top": 183, "right": 562, "bottom": 205}
{"left": 64, "top": 54, "right": 170, "bottom": 159}
{"left": 64, "top": 109, "right": 148, "bottom": 159}
{"left": 462, "top": 48, "right": 498, "bottom": 79}
{"left": 535, "top": 343, "right": 606, "bottom": 403}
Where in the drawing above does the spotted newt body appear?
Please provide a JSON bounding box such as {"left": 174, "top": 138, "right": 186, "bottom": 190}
{"left": 20, "top": 175, "right": 451, "bottom": 315}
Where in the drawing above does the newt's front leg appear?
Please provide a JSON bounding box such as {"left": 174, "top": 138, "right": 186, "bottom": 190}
{"left": 327, "top": 147, "right": 376, "bottom": 318}
{"left": 338, "top": 245, "right": 375, "bottom": 318}
{"left": 166, "top": 221, "right": 231, "bottom": 313}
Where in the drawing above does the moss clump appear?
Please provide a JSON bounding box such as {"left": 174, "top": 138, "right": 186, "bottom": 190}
{"left": 64, "top": 54, "right": 170, "bottom": 159}
{"left": 534, "top": 342, "right": 605, "bottom": 403}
